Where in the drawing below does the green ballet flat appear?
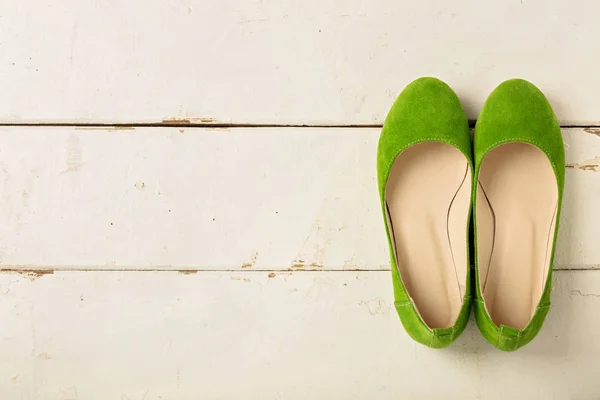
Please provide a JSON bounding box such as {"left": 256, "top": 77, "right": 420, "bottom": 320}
{"left": 377, "top": 77, "right": 473, "bottom": 348}
{"left": 473, "top": 79, "right": 565, "bottom": 351}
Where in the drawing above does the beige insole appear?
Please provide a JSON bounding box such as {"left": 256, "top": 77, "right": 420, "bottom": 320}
{"left": 386, "top": 142, "right": 470, "bottom": 329}
{"left": 477, "top": 143, "right": 558, "bottom": 329}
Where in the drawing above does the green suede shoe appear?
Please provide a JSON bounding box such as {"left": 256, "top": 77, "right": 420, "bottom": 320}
{"left": 377, "top": 77, "right": 473, "bottom": 348}
{"left": 473, "top": 79, "right": 565, "bottom": 351}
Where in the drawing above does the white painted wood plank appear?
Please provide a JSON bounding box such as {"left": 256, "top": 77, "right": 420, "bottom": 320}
{"left": 0, "top": 270, "right": 598, "bottom": 399}
{"left": 558, "top": 128, "right": 600, "bottom": 269}
{"left": 0, "top": 127, "right": 596, "bottom": 270}
{"left": 1, "top": 0, "right": 599, "bottom": 124}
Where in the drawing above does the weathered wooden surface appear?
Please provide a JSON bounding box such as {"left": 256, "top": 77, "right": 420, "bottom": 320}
{"left": 2, "top": 0, "right": 600, "bottom": 398}
{"left": 0, "top": 270, "right": 598, "bottom": 400}
{"left": 0, "top": 0, "right": 599, "bottom": 124}
{"left": 0, "top": 127, "right": 596, "bottom": 271}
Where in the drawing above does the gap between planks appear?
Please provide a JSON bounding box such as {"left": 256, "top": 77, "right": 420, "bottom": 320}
{"left": 0, "top": 122, "right": 599, "bottom": 129}
{"left": 0, "top": 266, "right": 596, "bottom": 277}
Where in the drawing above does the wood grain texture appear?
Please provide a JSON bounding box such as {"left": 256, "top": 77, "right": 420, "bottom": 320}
{"left": 0, "top": 270, "right": 598, "bottom": 399}
{"left": 0, "top": 127, "right": 596, "bottom": 270}
{"left": 0, "top": 0, "right": 599, "bottom": 124}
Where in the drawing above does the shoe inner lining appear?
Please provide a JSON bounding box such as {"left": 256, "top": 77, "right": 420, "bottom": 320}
{"left": 476, "top": 142, "right": 558, "bottom": 329}
{"left": 385, "top": 142, "right": 470, "bottom": 329}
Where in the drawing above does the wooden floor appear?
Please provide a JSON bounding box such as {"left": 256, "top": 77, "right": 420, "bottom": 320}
{"left": 1, "top": 1, "right": 599, "bottom": 399}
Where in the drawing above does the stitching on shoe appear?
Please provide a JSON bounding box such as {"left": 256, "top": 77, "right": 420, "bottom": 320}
{"left": 514, "top": 330, "right": 523, "bottom": 351}
{"left": 496, "top": 326, "right": 503, "bottom": 348}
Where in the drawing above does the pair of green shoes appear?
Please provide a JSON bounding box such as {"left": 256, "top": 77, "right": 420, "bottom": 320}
{"left": 378, "top": 78, "right": 564, "bottom": 351}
